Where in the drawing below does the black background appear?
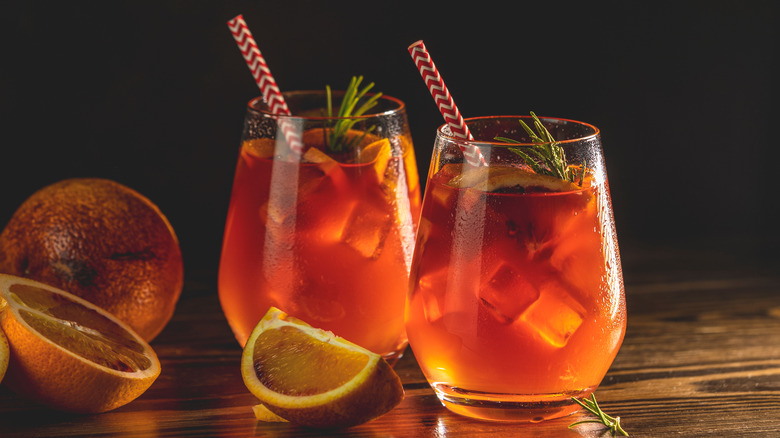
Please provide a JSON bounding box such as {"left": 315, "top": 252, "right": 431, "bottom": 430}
{"left": 1, "top": 1, "right": 778, "bottom": 277}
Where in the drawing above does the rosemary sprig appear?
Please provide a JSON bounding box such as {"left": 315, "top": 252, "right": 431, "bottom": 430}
{"left": 569, "top": 394, "right": 629, "bottom": 436}
{"left": 324, "top": 76, "right": 382, "bottom": 152}
{"left": 494, "top": 111, "right": 576, "bottom": 183}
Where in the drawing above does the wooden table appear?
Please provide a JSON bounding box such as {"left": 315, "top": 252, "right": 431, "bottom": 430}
{"left": 1, "top": 243, "right": 779, "bottom": 437}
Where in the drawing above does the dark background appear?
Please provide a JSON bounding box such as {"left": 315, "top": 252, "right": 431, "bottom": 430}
{"left": 1, "top": 1, "right": 778, "bottom": 279}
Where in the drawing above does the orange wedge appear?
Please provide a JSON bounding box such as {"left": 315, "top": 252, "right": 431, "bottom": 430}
{"left": 241, "top": 307, "right": 404, "bottom": 429}
{"left": 0, "top": 274, "right": 161, "bottom": 413}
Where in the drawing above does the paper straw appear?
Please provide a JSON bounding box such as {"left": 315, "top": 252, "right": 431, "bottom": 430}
{"left": 408, "top": 40, "right": 486, "bottom": 166}
{"left": 228, "top": 15, "right": 302, "bottom": 155}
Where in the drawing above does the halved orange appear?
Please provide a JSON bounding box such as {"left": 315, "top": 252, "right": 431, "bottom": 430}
{"left": 0, "top": 274, "right": 161, "bottom": 413}
{"left": 241, "top": 307, "right": 404, "bottom": 429}
{"left": 0, "top": 329, "right": 8, "bottom": 384}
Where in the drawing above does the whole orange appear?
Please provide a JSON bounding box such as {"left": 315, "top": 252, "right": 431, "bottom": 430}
{"left": 0, "top": 178, "right": 183, "bottom": 341}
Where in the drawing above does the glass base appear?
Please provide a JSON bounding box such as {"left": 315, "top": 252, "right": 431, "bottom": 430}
{"left": 381, "top": 342, "right": 408, "bottom": 367}
{"left": 432, "top": 383, "right": 596, "bottom": 422}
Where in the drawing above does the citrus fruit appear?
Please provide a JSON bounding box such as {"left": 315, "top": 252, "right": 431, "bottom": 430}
{"left": 0, "top": 274, "right": 160, "bottom": 413}
{"left": 450, "top": 165, "right": 581, "bottom": 192}
{"left": 0, "top": 178, "right": 183, "bottom": 341}
{"left": 252, "top": 403, "right": 288, "bottom": 422}
{"left": 0, "top": 328, "right": 8, "bottom": 384}
{"left": 241, "top": 307, "right": 404, "bottom": 429}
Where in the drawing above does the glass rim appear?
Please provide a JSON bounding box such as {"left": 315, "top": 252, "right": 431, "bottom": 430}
{"left": 437, "top": 115, "right": 600, "bottom": 146}
{"left": 247, "top": 90, "right": 406, "bottom": 120}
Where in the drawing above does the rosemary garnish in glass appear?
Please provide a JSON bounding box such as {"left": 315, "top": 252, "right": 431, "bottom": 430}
{"left": 324, "top": 76, "right": 382, "bottom": 153}
{"left": 569, "top": 394, "right": 629, "bottom": 436}
{"left": 495, "top": 111, "right": 583, "bottom": 184}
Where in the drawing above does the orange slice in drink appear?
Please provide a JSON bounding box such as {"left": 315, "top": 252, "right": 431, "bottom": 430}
{"left": 475, "top": 167, "right": 580, "bottom": 192}
{"left": 243, "top": 138, "right": 276, "bottom": 159}
{"left": 241, "top": 307, "right": 404, "bottom": 429}
{"left": 451, "top": 165, "right": 580, "bottom": 192}
{"left": 0, "top": 274, "right": 161, "bottom": 413}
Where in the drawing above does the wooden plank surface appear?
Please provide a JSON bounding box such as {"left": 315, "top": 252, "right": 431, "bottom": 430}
{"left": 1, "top": 245, "right": 779, "bottom": 437}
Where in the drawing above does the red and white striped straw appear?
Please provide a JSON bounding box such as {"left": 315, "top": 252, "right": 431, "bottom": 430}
{"left": 228, "top": 14, "right": 302, "bottom": 155}
{"left": 408, "top": 40, "right": 486, "bottom": 166}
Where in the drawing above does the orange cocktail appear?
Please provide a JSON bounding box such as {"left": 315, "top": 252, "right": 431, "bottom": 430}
{"left": 219, "top": 90, "right": 420, "bottom": 362}
{"left": 406, "top": 115, "right": 626, "bottom": 421}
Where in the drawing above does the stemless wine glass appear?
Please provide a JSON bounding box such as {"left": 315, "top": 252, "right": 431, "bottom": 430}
{"left": 219, "top": 90, "right": 420, "bottom": 363}
{"left": 406, "top": 115, "right": 626, "bottom": 421}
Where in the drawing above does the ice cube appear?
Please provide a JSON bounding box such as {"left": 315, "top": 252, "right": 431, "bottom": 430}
{"left": 257, "top": 163, "right": 305, "bottom": 247}
{"left": 436, "top": 163, "right": 464, "bottom": 181}
{"left": 301, "top": 202, "right": 354, "bottom": 246}
{"left": 303, "top": 146, "right": 338, "bottom": 173}
{"left": 549, "top": 229, "right": 601, "bottom": 287}
{"left": 300, "top": 293, "right": 347, "bottom": 323}
{"left": 429, "top": 176, "right": 457, "bottom": 209}
{"left": 507, "top": 204, "right": 588, "bottom": 263}
{"left": 302, "top": 147, "right": 350, "bottom": 191}
{"left": 519, "top": 279, "right": 586, "bottom": 348}
{"left": 258, "top": 147, "right": 353, "bottom": 231}
{"left": 517, "top": 220, "right": 557, "bottom": 261}
{"left": 417, "top": 265, "right": 448, "bottom": 295}
{"left": 421, "top": 291, "right": 442, "bottom": 324}
{"left": 340, "top": 204, "right": 393, "bottom": 259}
{"left": 479, "top": 263, "right": 540, "bottom": 324}
{"left": 358, "top": 138, "right": 392, "bottom": 184}
{"left": 259, "top": 173, "right": 322, "bottom": 227}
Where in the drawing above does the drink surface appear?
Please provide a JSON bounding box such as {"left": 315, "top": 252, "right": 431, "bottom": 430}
{"left": 219, "top": 130, "right": 420, "bottom": 358}
{"left": 406, "top": 163, "right": 626, "bottom": 395}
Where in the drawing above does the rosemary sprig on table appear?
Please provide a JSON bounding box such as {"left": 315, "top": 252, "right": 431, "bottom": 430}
{"left": 495, "top": 111, "right": 581, "bottom": 184}
{"left": 324, "top": 76, "right": 382, "bottom": 152}
{"left": 569, "top": 394, "right": 629, "bottom": 436}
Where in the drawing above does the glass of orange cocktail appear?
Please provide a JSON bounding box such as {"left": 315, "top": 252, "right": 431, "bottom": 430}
{"left": 405, "top": 115, "right": 626, "bottom": 421}
{"left": 219, "top": 86, "right": 420, "bottom": 363}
